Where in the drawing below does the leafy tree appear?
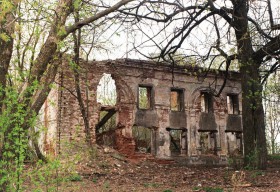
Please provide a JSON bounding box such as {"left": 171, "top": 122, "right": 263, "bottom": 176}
{"left": 121, "top": 0, "right": 280, "bottom": 169}
{"left": 0, "top": 0, "right": 134, "bottom": 190}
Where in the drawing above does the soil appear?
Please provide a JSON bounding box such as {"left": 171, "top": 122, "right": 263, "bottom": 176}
{"left": 23, "top": 145, "right": 280, "bottom": 192}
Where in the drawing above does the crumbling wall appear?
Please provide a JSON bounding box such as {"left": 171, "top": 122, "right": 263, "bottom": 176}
{"left": 37, "top": 84, "right": 59, "bottom": 155}
{"left": 41, "top": 58, "right": 243, "bottom": 164}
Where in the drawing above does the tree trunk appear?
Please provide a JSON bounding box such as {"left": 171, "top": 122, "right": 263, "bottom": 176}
{"left": 241, "top": 68, "right": 267, "bottom": 169}
{"left": 72, "top": 19, "right": 92, "bottom": 146}
{"left": 232, "top": 0, "right": 267, "bottom": 169}
{"left": 0, "top": 12, "right": 16, "bottom": 111}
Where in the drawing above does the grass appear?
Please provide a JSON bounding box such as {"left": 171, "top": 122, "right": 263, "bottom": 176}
{"left": 67, "top": 173, "right": 82, "bottom": 181}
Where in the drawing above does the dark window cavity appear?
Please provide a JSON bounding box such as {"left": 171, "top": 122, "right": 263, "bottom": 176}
{"left": 227, "top": 94, "right": 239, "bottom": 115}
{"left": 201, "top": 92, "right": 213, "bottom": 113}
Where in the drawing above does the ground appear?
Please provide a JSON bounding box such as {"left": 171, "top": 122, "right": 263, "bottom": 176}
{"left": 23, "top": 144, "right": 280, "bottom": 192}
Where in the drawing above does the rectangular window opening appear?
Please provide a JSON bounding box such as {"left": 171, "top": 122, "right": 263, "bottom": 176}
{"left": 170, "top": 89, "right": 184, "bottom": 111}
{"left": 169, "top": 129, "right": 181, "bottom": 156}
{"left": 199, "top": 132, "right": 217, "bottom": 155}
{"left": 132, "top": 126, "right": 152, "bottom": 154}
{"left": 236, "top": 132, "right": 243, "bottom": 154}
{"left": 227, "top": 95, "right": 239, "bottom": 115}
{"left": 201, "top": 92, "right": 213, "bottom": 113}
{"left": 138, "top": 86, "right": 152, "bottom": 109}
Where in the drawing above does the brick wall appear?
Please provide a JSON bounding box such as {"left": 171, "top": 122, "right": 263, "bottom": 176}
{"left": 40, "top": 58, "right": 243, "bottom": 164}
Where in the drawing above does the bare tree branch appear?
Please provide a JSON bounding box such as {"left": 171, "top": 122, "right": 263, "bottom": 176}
{"left": 267, "top": 0, "right": 280, "bottom": 30}
{"left": 65, "top": 0, "right": 134, "bottom": 36}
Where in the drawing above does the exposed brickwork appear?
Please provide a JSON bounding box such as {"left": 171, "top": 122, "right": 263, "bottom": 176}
{"left": 40, "top": 58, "right": 243, "bottom": 165}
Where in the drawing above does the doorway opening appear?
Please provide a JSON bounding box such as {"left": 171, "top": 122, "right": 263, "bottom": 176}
{"left": 96, "top": 73, "right": 118, "bottom": 146}
{"left": 132, "top": 126, "right": 152, "bottom": 153}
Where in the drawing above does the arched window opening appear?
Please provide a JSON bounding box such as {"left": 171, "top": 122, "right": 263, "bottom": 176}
{"left": 97, "top": 73, "right": 117, "bottom": 106}
{"left": 96, "top": 73, "right": 117, "bottom": 146}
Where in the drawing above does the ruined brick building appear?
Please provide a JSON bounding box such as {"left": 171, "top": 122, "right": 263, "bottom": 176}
{"left": 39, "top": 58, "right": 243, "bottom": 165}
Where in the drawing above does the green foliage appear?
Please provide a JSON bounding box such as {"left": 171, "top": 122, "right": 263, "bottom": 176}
{"left": 57, "top": 26, "right": 67, "bottom": 38}
{"left": 92, "top": 177, "right": 98, "bottom": 183}
{"left": 250, "top": 170, "right": 264, "bottom": 179}
{"left": 30, "top": 159, "right": 62, "bottom": 191}
{"left": 27, "top": 150, "right": 86, "bottom": 191}
{"left": 0, "top": 32, "right": 11, "bottom": 42}
{"left": 244, "top": 149, "right": 258, "bottom": 170}
{"left": 67, "top": 173, "right": 82, "bottom": 181}
{"left": 227, "top": 157, "right": 234, "bottom": 167}
{"left": 68, "top": 59, "right": 81, "bottom": 72}
{"left": 0, "top": 0, "right": 15, "bottom": 21}
{"left": 73, "top": 0, "right": 81, "bottom": 10}
{"left": 0, "top": 86, "right": 29, "bottom": 191}
{"left": 0, "top": 78, "right": 41, "bottom": 191}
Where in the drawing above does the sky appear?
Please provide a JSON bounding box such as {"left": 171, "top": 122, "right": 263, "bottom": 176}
{"left": 93, "top": 0, "right": 280, "bottom": 145}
